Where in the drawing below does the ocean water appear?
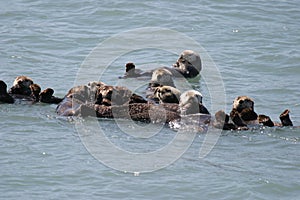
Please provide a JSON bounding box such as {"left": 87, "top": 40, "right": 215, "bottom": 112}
{"left": 0, "top": 0, "right": 300, "bottom": 199}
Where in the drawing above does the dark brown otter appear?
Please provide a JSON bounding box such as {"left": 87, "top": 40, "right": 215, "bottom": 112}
{"left": 39, "top": 88, "right": 63, "bottom": 104}
{"left": 9, "top": 76, "right": 34, "bottom": 96}
{"left": 29, "top": 83, "right": 41, "bottom": 102}
{"left": 0, "top": 80, "right": 14, "bottom": 103}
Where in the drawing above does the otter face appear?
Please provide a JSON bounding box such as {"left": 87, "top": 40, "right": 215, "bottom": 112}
{"left": 13, "top": 76, "right": 34, "bottom": 88}
{"left": 96, "top": 85, "right": 133, "bottom": 106}
{"left": 154, "top": 85, "right": 181, "bottom": 104}
{"left": 173, "top": 50, "right": 202, "bottom": 76}
{"left": 150, "top": 68, "right": 175, "bottom": 88}
{"left": 9, "top": 76, "right": 34, "bottom": 96}
{"left": 179, "top": 90, "right": 203, "bottom": 115}
{"left": 125, "top": 62, "right": 135, "bottom": 73}
{"left": 233, "top": 96, "right": 254, "bottom": 113}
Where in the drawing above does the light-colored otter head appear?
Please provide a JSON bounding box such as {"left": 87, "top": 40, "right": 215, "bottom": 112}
{"left": 154, "top": 85, "right": 181, "bottom": 104}
{"left": 173, "top": 50, "right": 201, "bottom": 76}
{"left": 13, "top": 76, "right": 34, "bottom": 88}
{"left": 179, "top": 90, "right": 203, "bottom": 115}
{"left": 87, "top": 81, "right": 106, "bottom": 95}
{"left": 96, "top": 85, "right": 133, "bottom": 106}
{"left": 233, "top": 96, "right": 254, "bottom": 113}
{"left": 150, "top": 68, "right": 175, "bottom": 88}
{"left": 9, "top": 76, "right": 34, "bottom": 96}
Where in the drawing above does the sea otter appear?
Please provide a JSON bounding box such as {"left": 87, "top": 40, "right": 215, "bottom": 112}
{"left": 120, "top": 62, "right": 152, "bottom": 78}
{"left": 148, "top": 68, "right": 176, "bottom": 88}
{"left": 172, "top": 50, "right": 202, "bottom": 78}
{"left": 9, "top": 76, "right": 34, "bottom": 96}
{"left": 0, "top": 80, "right": 14, "bottom": 103}
{"left": 120, "top": 50, "right": 202, "bottom": 79}
{"left": 179, "top": 90, "right": 210, "bottom": 115}
{"left": 230, "top": 96, "right": 259, "bottom": 127}
{"left": 7, "top": 76, "right": 43, "bottom": 103}
{"left": 215, "top": 96, "right": 294, "bottom": 130}
{"left": 152, "top": 85, "right": 181, "bottom": 104}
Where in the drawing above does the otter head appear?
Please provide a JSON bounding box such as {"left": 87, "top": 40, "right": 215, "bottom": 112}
{"left": 232, "top": 96, "right": 258, "bottom": 123}
{"left": 173, "top": 50, "right": 201, "bottom": 78}
{"left": 40, "top": 88, "right": 54, "bottom": 99}
{"left": 154, "top": 85, "right": 181, "bottom": 104}
{"left": 96, "top": 85, "right": 132, "bottom": 106}
{"left": 233, "top": 96, "right": 255, "bottom": 113}
{"left": 150, "top": 68, "right": 175, "bottom": 88}
{"left": 10, "top": 76, "right": 34, "bottom": 95}
{"left": 179, "top": 90, "right": 203, "bottom": 115}
{"left": 0, "top": 80, "right": 8, "bottom": 94}
{"left": 66, "top": 85, "right": 91, "bottom": 103}
{"left": 13, "top": 76, "right": 34, "bottom": 88}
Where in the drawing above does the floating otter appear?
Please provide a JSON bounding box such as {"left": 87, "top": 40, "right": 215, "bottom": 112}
{"left": 7, "top": 76, "right": 43, "bottom": 103}
{"left": 120, "top": 50, "right": 202, "bottom": 79}
{"left": 172, "top": 50, "right": 202, "bottom": 78}
{"left": 230, "top": 96, "right": 258, "bottom": 127}
{"left": 214, "top": 96, "right": 294, "bottom": 130}
{"left": 120, "top": 62, "right": 152, "bottom": 78}
{"left": 0, "top": 80, "right": 14, "bottom": 103}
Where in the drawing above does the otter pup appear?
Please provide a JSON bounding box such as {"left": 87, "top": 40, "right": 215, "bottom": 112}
{"left": 120, "top": 62, "right": 152, "bottom": 78}
{"left": 0, "top": 80, "right": 14, "bottom": 103}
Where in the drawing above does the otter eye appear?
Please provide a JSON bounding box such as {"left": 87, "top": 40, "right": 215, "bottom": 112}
{"left": 239, "top": 100, "right": 244, "bottom": 104}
